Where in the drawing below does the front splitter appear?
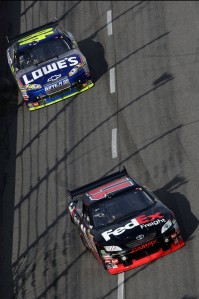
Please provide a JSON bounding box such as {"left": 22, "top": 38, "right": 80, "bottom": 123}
{"left": 107, "top": 239, "right": 185, "bottom": 275}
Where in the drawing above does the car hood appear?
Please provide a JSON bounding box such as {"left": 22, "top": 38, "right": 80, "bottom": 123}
{"left": 16, "top": 49, "right": 82, "bottom": 87}
{"left": 91, "top": 202, "right": 173, "bottom": 246}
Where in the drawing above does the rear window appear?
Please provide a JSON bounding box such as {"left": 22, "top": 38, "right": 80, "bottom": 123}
{"left": 90, "top": 188, "right": 155, "bottom": 228}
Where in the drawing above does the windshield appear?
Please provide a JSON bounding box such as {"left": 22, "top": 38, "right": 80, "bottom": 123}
{"left": 90, "top": 188, "right": 155, "bottom": 228}
{"left": 18, "top": 36, "right": 73, "bottom": 70}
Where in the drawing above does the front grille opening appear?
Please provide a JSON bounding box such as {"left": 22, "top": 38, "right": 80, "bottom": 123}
{"left": 126, "top": 232, "right": 157, "bottom": 248}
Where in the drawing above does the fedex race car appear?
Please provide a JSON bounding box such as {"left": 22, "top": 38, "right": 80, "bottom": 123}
{"left": 68, "top": 167, "right": 185, "bottom": 275}
{"left": 6, "top": 20, "right": 93, "bottom": 111}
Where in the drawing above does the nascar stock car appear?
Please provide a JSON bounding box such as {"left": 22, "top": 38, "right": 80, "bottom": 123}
{"left": 6, "top": 20, "right": 94, "bottom": 111}
{"left": 68, "top": 167, "right": 185, "bottom": 275}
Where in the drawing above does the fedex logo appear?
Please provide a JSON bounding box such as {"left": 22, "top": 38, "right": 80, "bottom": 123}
{"left": 101, "top": 212, "right": 164, "bottom": 241}
{"left": 22, "top": 56, "right": 78, "bottom": 85}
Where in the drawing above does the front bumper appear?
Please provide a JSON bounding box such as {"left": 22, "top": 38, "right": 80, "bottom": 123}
{"left": 27, "top": 80, "right": 94, "bottom": 111}
{"left": 104, "top": 237, "right": 185, "bottom": 275}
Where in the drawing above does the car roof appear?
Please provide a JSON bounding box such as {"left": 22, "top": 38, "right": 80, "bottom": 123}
{"left": 6, "top": 21, "right": 62, "bottom": 53}
{"left": 16, "top": 26, "right": 61, "bottom": 52}
{"left": 82, "top": 176, "right": 136, "bottom": 206}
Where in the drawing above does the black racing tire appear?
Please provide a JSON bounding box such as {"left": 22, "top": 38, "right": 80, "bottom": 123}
{"left": 97, "top": 248, "right": 107, "bottom": 270}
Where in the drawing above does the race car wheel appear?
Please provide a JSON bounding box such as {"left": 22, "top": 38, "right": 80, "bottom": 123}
{"left": 97, "top": 248, "right": 107, "bottom": 270}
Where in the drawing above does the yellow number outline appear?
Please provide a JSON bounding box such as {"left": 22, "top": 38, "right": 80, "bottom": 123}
{"left": 18, "top": 28, "right": 54, "bottom": 45}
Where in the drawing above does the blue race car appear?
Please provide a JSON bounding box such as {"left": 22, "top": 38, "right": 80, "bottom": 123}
{"left": 6, "top": 20, "right": 94, "bottom": 111}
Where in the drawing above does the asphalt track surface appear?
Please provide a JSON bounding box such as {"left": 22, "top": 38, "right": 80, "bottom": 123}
{"left": 0, "top": 1, "right": 199, "bottom": 299}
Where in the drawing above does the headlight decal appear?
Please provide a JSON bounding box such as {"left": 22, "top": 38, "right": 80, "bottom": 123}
{"left": 25, "top": 83, "right": 42, "bottom": 90}
{"left": 104, "top": 245, "right": 123, "bottom": 252}
{"left": 69, "top": 63, "right": 82, "bottom": 76}
{"left": 161, "top": 219, "right": 172, "bottom": 234}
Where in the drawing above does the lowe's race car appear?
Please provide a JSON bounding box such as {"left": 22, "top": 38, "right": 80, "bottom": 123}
{"left": 6, "top": 20, "right": 94, "bottom": 111}
{"left": 68, "top": 167, "right": 185, "bottom": 275}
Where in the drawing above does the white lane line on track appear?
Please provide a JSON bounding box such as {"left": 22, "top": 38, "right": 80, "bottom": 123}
{"left": 107, "top": 10, "right": 113, "bottom": 35}
{"left": 110, "top": 67, "right": 116, "bottom": 94}
{"left": 112, "top": 128, "right": 117, "bottom": 159}
{"left": 118, "top": 273, "right": 125, "bottom": 299}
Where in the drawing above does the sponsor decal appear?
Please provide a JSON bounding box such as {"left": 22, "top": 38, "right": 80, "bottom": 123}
{"left": 25, "top": 84, "right": 42, "bottom": 90}
{"left": 69, "top": 206, "right": 75, "bottom": 218}
{"left": 173, "top": 237, "right": 179, "bottom": 244}
{"left": 44, "top": 76, "right": 70, "bottom": 92}
{"left": 68, "top": 63, "right": 83, "bottom": 77}
{"left": 132, "top": 240, "right": 157, "bottom": 253}
{"left": 47, "top": 74, "right": 62, "bottom": 82}
{"left": 171, "top": 233, "right": 177, "bottom": 239}
{"left": 69, "top": 205, "right": 80, "bottom": 225}
{"left": 19, "top": 81, "right": 29, "bottom": 101}
{"left": 22, "top": 57, "right": 79, "bottom": 85}
{"left": 107, "top": 264, "right": 118, "bottom": 269}
{"left": 112, "top": 258, "right": 119, "bottom": 264}
{"left": 171, "top": 232, "right": 181, "bottom": 244}
{"left": 80, "top": 224, "right": 98, "bottom": 253}
{"left": 105, "top": 258, "right": 111, "bottom": 264}
{"left": 140, "top": 218, "right": 166, "bottom": 229}
{"left": 20, "top": 87, "right": 26, "bottom": 93}
{"left": 173, "top": 220, "right": 179, "bottom": 231}
{"left": 101, "top": 212, "right": 165, "bottom": 241}
{"left": 18, "top": 79, "right": 24, "bottom": 88}
{"left": 23, "top": 95, "right": 29, "bottom": 101}
{"left": 18, "top": 28, "right": 54, "bottom": 45}
{"left": 87, "top": 177, "right": 134, "bottom": 200}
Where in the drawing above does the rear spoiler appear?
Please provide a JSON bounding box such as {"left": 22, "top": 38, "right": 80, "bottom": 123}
{"left": 68, "top": 166, "right": 129, "bottom": 199}
{"left": 6, "top": 19, "right": 59, "bottom": 45}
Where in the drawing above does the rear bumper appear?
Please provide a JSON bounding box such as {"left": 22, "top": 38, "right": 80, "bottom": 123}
{"left": 106, "top": 239, "right": 185, "bottom": 275}
{"left": 27, "top": 81, "right": 94, "bottom": 111}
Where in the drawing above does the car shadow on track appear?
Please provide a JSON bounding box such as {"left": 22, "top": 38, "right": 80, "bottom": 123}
{"left": 78, "top": 37, "right": 108, "bottom": 84}
{"left": 154, "top": 176, "right": 199, "bottom": 242}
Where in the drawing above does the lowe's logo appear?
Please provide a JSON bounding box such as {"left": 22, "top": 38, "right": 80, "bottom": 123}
{"left": 22, "top": 56, "right": 78, "bottom": 85}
